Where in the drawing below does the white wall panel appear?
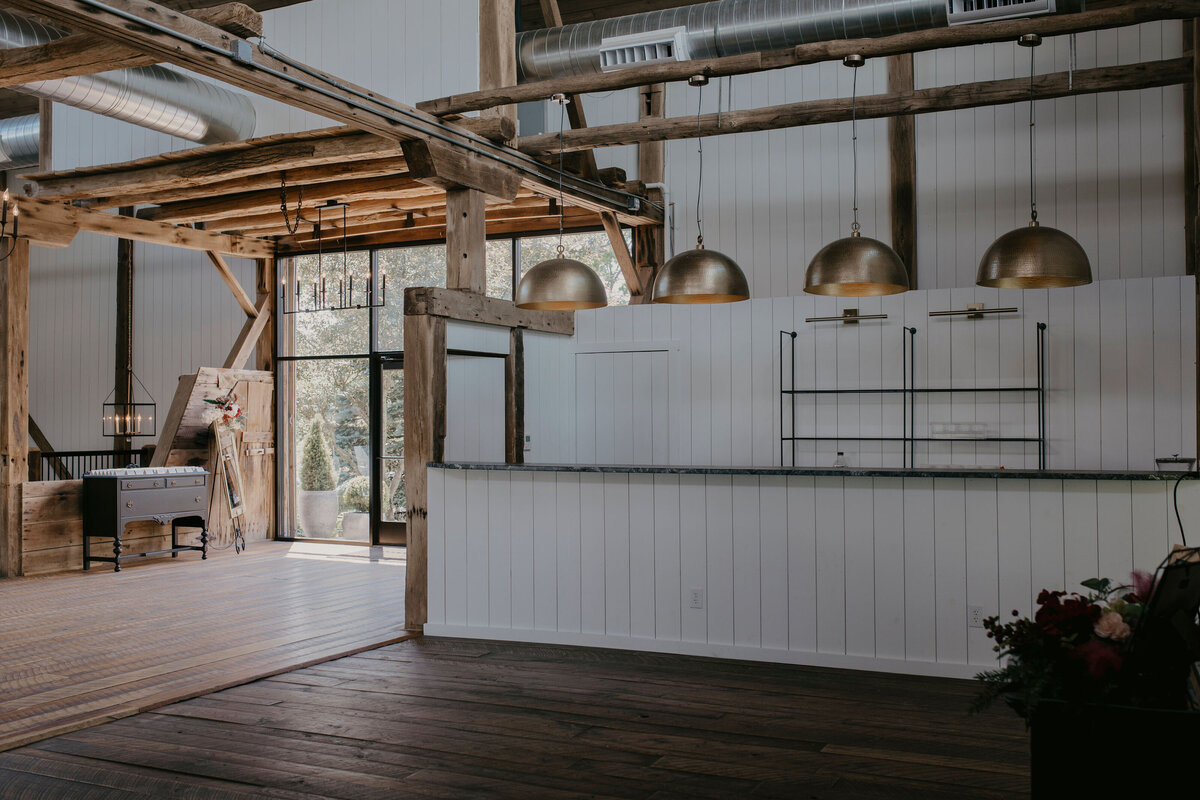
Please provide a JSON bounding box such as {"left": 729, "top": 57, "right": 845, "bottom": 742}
{"left": 428, "top": 468, "right": 1199, "bottom": 678}
{"left": 523, "top": 276, "right": 1197, "bottom": 473}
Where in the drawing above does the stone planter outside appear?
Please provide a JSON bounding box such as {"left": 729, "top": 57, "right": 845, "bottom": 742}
{"left": 296, "top": 489, "right": 339, "bottom": 537}
{"left": 341, "top": 511, "right": 370, "bottom": 541}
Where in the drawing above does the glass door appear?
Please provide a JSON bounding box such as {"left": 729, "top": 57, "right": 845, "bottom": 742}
{"left": 372, "top": 354, "right": 406, "bottom": 545}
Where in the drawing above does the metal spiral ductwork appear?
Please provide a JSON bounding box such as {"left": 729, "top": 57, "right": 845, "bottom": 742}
{"left": 0, "top": 114, "right": 40, "bottom": 169}
{"left": 0, "top": 9, "right": 255, "bottom": 150}
{"left": 517, "top": 0, "right": 950, "bottom": 81}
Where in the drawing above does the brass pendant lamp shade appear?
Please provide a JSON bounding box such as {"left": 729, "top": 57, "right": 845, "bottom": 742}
{"left": 976, "top": 220, "right": 1092, "bottom": 289}
{"left": 513, "top": 94, "right": 609, "bottom": 311}
{"left": 650, "top": 243, "right": 749, "bottom": 304}
{"left": 515, "top": 257, "right": 608, "bottom": 310}
{"left": 649, "top": 77, "right": 749, "bottom": 305}
{"left": 804, "top": 231, "right": 909, "bottom": 297}
{"left": 978, "top": 34, "right": 1092, "bottom": 290}
{"left": 804, "top": 55, "right": 909, "bottom": 298}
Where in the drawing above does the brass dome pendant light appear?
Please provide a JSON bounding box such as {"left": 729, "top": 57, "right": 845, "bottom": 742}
{"left": 650, "top": 76, "right": 749, "bottom": 304}
{"left": 515, "top": 94, "right": 608, "bottom": 310}
{"left": 805, "top": 55, "right": 909, "bottom": 297}
{"left": 977, "top": 34, "right": 1092, "bottom": 289}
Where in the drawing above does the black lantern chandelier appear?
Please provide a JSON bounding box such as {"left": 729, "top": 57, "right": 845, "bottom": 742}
{"left": 0, "top": 189, "right": 20, "bottom": 261}
{"left": 280, "top": 194, "right": 386, "bottom": 314}
{"left": 101, "top": 372, "right": 157, "bottom": 439}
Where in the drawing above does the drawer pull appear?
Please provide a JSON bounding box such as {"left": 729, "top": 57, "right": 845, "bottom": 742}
{"left": 125, "top": 501, "right": 133, "bottom": 509}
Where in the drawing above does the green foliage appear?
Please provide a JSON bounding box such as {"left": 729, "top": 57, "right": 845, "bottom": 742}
{"left": 299, "top": 417, "right": 336, "bottom": 491}
{"left": 340, "top": 475, "right": 388, "bottom": 513}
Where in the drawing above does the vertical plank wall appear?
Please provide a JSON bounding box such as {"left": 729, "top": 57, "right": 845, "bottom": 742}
{"left": 523, "top": 276, "right": 1196, "bottom": 472}
{"left": 426, "top": 469, "right": 1199, "bottom": 677}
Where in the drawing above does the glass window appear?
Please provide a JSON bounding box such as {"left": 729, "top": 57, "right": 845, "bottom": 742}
{"left": 289, "top": 252, "right": 370, "bottom": 357}
{"left": 486, "top": 239, "right": 514, "bottom": 301}
{"left": 375, "top": 244, "right": 446, "bottom": 352}
{"left": 518, "top": 231, "right": 631, "bottom": 306}
{"left": 289, "top": 358, "right": 370, "bottom": 540}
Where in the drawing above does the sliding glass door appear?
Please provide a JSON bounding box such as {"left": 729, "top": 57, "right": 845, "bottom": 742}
{"left": 373, "top": 355, "right": 406, "bottom": 545}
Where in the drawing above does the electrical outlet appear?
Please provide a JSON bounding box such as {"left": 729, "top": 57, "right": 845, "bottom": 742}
{"left": 688, "top": 588, "right": 704, "bottom": 609}
{"left": 523, "top": 434, "right": 532, "bottom": 452}
{"left": 968, "top": 605, "right": 986, "bottom": 628}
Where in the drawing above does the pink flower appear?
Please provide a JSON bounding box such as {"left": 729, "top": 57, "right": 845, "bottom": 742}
{"left": 1094, "top": 611, "right": 1131, "bottom": 641}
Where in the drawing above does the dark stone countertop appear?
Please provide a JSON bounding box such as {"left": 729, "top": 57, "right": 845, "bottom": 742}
{"left": 428, "top": 463, "right": 1198, "bottom": 482}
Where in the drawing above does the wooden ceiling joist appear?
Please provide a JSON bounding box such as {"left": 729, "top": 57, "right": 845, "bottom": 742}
{"left": 19, "top": 198, "right": 274, "bottom": 257}
{"left": 0, "top": 3, "right": 262, "bottom": 89}
{"left": 421, "top": 0, "right": 1200, "bottom": 118}
{"left": 517, "top": 57, "right": 1193, "bottom": 154}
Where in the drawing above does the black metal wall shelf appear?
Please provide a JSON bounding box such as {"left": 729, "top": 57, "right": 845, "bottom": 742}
{"left": 779, "top": 323, "right": 1047, "bottom": 469}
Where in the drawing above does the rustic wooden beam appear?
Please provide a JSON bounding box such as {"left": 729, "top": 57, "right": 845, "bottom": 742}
{"left": 0, "top": 3, "right": 263, "bottom": 88}
{"left": 27, "top": 416, "right": 70, "bottom": 480}
{"left": 274, "top": 208, "right": 603, "bottom": 254}
{"left": 140, "top": 174, "right": 428, "bottom": 224}
{"left": 4, "top": 0, "right": 527, "bottom": 198}
{"left": 634, "top": 82, "right": 666, "bottom": 299}
{"left": 480, "top": 0, "right": 517, "bottom": 142}
{"left": 599, "top": 211, "right": 641, "bottom": 297}
{"left": 536, "top": 0, "right": 599, "bottom": 180}
{"left": 405, "top": 286, "right": 574, "bottom": 335}
{"left": 400, "top": 138, "right": 522, "bottom": 201}
{"left": 421, "top": 1, "right": 1200, "bottom": 117}
{"left": 37, "top": 99, "right": 51, "bottom": 172}
{"left": 445, "top": 189, "right": 487, "bottom": 294}
{"left": 18, "top": 198, "right": 275, "bottom": 257}
{"left": 402, "top": 313, "right": 446, "bottom": 630}
{"left": 505, "top": 328, "right": 524, "bottom": 465}
{"left": 0, "top": 239, "right": 29, "bottom": 578}
{"left": 888, "top": 53, "right": 917, "bottom": 288}
{"left": 1189, "top": 20, "right": 1198, "bottom": 275}
{"left": 517, "top": 57, "right": 1193, "bottom": 153}
{"left": 205, "top": 251, "right": 259, "bottom": 317}
{"left": 222, "top": 295, "right": 271, "bottom": 370}
{"left": 115, "top": 210, "right": 135, "bottom": 454}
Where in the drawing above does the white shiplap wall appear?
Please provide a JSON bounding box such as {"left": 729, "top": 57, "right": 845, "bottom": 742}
{"left": 524, "top": 276, "right": 1197, "bottom": 472}
{"left": 577, "top": 22, "right": 1185, "bottom": 294}
{"left": 426, "top": 468, "right": 1200, "bottom": 677}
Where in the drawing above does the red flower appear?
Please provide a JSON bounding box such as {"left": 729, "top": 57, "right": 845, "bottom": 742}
{"left": 1034, "top": 591, "right": 1100, "bottom": 638}
{"left": 1129, "top": 570, "right": 1155, "bottom": 604}
{"left": 1072, "top": 639, "right": 1123, "bottom": 679}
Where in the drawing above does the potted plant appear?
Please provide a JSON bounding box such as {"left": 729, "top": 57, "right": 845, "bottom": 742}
{"left": 296, "top": 417, "right": 338, "bottom": 537}
{"left": 339, "top": 475, "right": 378, "bottom": 541}
{"left": 974, "top": 570, "right": 1200, "bottom": 795}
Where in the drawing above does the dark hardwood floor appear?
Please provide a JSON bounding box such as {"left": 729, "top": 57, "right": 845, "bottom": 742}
{"left": 0, "top": 637, "right": 1030, "bottom": 798}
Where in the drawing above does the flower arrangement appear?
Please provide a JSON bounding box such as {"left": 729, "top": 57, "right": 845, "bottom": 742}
{"left": 973, "top": 573, "right": 1154, "bottom": 719}
{"left": 202, "top": 392, "right": 247, "bottom": 431}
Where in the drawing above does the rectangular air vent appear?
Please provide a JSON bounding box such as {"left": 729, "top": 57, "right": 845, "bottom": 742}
{"left": 599, "top": 27, "right": 691, "bottom": 72}
{"left": 947, "top": 0, "right": 1057, "bottom": 26}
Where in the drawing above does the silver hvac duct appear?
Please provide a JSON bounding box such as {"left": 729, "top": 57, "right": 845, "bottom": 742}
{"left": 0, "top": 9, "right": 255, "bottom": 144}
{"left": 0, "top": 115, "right": 39, "bottom": 169}
{"left": 517, "top": 0, "right": 949, "bottom": 81}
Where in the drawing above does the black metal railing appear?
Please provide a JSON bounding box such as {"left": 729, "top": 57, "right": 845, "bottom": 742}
{"left": 27, "top": 447, "right": 155, "bottom": 481}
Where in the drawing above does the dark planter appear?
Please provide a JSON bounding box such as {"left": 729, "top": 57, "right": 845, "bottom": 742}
{"left": 1030, "top": 699, "right": 1200, "bottom": 797}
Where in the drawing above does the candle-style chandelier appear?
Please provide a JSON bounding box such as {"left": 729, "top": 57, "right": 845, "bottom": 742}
{"left": 0, "top": 189, "right": 20, "bottom": 261}
{"left": 101, "top": 371, "right": 157, "bottom": 439}
{"left": 280, "top": 195, "right": 386, "bottom": 314}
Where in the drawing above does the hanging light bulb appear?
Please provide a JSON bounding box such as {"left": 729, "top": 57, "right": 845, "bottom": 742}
{"left": 651, "top": 76, "right": 749, "bottom": 304}
{"left": 805, "top": 56, "right": 909, "bottom": 297}
{"left": 515, "top": 94, "right": 608, "bottom": 311}
{"left": 977, "top": 35, "right": 1091, "bottom": 289}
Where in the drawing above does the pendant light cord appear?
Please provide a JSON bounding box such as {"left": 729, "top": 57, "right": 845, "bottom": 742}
{"left": 1029, "top": 44, "right": 1038, "bottom": 224}
{"left": 696, "top": 83, "right": 704, "bottom": 248}
{"left": 851, "top": 65, "right": 860, "bottom": 235}
{"left": 556, "top": 95, "right": 566, "bottom": 255}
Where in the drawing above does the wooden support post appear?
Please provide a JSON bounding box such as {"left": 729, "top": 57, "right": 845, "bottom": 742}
{"left": 479, "top": 0, "right": 517, "bottom": 142}
{"left": 222, "top": 296, "right": 272, "bottom": 370}
{"left": 115, "top": 209, "right": 135, "bottom": 456}
{"left": 255, "top": 257, "right": 275, "bottom": 372}
{"left": 402, "top": 314, "right": 446, "bottom": 630}
{"left": 27, "top": 450, "right": 39, "bottom": 482}
{"left": 445, "top": 188, "right": 487, "bottom": 293}
{"left": 505, "top": 328, "right": 524, "bottom": 464}
{"left": 888, "top": 54, "right": 918, "bottom": 287}
{"left": 635, "top": 83, "right": 666, "bottom": 301}
{"left": 600, "top": 211, "right": 642, "bottom": 299}
{"left": 0, "top": 239, "right": 30, "bottom": 578}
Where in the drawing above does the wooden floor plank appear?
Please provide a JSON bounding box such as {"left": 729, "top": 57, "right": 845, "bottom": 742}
{"left": 0, "top": 542, "right": 410, "bottom": 753}
{"left": 1, "top": 637, "right": 1031, "bottom": 798}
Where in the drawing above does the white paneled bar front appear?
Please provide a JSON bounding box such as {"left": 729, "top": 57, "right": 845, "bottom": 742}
{"left": 426, "top": 466, "right": 1199, "bottom": 678}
